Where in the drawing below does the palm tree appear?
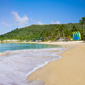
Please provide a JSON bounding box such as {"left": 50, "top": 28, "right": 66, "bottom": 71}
{"left": 55, "top": 25, "right": 60, "bottom": 38}
{"left": 60, "top": 24, "right": 65, "bottom": 40}
{"left": 79, "top": 17, "right": 85, "bottom": 33}
{"left": 71, "top": 25, "right": 77, "bottom": 32}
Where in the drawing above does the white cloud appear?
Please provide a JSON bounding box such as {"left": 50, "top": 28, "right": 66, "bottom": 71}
{"left": 30, "top": 18, "right": 44, "bottom": 25}
{"left": 51, "top": 21, "right": 60, "bottom": 24}
{"left": 37, "top": 21, "right": 44, "bottom": 25}
{"left": 12, "top": 11, "right": 29, "bottom": 27}
{"left": 30, "top": 18, "right": 45, "bottom": 25}
{"left": 1, "top": 22, "right": 11, "bottom": 26}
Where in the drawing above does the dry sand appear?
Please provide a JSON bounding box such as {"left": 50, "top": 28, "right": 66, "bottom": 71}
{"left": 27, "top": 41, "right": 85, "bottom": 85}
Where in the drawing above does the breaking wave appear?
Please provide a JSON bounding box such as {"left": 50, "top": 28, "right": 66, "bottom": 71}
{"left": 0, "top": 48, "right": 64, "bottom": 85}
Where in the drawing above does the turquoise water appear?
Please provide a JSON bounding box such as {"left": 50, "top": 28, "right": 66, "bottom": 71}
{"left": 0, "top": 43, "right": 63, "bottom": 85}
{"left": 0, "top": 43, "right": 61, "bottom": 52}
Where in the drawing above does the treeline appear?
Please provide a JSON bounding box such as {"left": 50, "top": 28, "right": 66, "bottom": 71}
{"left": 0, "top": 17, "right": 85, "bottom": 41}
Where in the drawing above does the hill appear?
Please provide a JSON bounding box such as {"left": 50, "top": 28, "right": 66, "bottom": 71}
{"left": 0, "top": 23, "right": 85, "bottom": 41}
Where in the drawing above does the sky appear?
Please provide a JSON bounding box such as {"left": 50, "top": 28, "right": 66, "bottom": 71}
{"left": 0, "top": 0, "right": 85, "bottom": 35}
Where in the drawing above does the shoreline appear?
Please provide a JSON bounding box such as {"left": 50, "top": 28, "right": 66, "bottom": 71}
{"left": 0, "top": 41, "right": 85, "bottom": 85}
{"left": 26, "top": 48, "right": 64, "bottom": 77}
{"left": 0, "top": 41, "right": 83, "bottom": 47}
{"left": 0, "top": 46, "right": 65, "bottom": 85}
{"left": 26, "top": 42, "right": 85, "bottom": 85}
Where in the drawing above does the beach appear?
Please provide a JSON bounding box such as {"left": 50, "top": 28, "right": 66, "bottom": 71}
{"left": 0, "top": 43, "right": 63, "bottom": 85}
{"left": 27, "top": 41, "right": 85, "bottom": 85}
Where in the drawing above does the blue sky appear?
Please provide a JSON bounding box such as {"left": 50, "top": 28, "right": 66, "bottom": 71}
{"left": 0, "top": 0, "right": 85, "bottom": 35}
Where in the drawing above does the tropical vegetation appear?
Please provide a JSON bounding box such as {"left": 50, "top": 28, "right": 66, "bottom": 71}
{"left": 0, "top": 17, "right": 85, "bottom": 41}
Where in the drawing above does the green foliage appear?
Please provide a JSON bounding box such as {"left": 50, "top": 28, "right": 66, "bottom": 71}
{"left": 79, "top": 17, "right": 85, "bottom": 25}
{"left": 79, "top": 16, "right": 85, "bottom": 33}
{"left": 0, "top": 23, "right": 85, "bottom": 41}
{"left": 71, "top": 25, "right": 78, "bottom": 32}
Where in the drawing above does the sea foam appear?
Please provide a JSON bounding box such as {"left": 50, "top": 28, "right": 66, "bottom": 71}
{"left": 0, "top": 48, "right": 64, "bottom": 85}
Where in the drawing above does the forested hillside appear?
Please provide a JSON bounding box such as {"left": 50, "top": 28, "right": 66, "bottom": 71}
{"left": 0, "top": 23, "right": 85, "bottom": 41}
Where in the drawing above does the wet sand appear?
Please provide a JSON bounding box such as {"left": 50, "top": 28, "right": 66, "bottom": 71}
{"left": 27, "top": 42, "right": 85, "bottom": 85}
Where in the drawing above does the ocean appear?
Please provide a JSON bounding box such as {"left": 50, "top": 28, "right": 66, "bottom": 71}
{"left": 0, "top": 43, "right": 64, "bottom": 85}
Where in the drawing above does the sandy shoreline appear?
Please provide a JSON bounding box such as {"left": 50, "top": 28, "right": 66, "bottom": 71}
{"left": 16, "top": 41, "right": 84, "bottom": 46}
{"left": 26, "top": 41, "right": 85, "bottom": 85}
